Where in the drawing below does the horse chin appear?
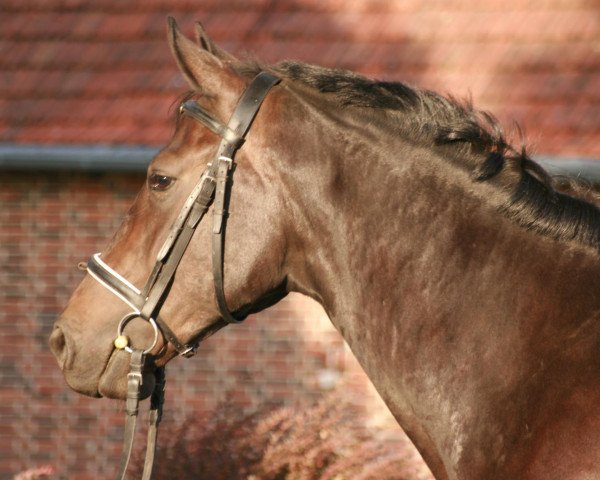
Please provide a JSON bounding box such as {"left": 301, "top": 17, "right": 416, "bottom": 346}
{"left": 64, "top": 375, "right": 103, "bottom": 398}
{"left": 97, "top": 349, "right": 155, "bottom": 400}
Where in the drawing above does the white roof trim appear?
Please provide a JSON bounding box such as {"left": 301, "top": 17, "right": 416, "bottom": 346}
{"left": 0, "top": 143, "right": 158, "bottom": 172}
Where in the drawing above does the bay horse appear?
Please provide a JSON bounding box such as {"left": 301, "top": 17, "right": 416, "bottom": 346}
{"left": 50, "top": 18, "right": 600, "bottom": 480}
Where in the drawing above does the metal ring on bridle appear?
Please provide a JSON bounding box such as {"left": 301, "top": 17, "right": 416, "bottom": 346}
{"left": 117, "top": 312, "right": 160, "bottom": 354}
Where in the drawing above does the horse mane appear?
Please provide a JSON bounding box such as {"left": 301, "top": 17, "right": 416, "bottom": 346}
{"left": 234, "top": 60, "right": 600, "bottom": 253}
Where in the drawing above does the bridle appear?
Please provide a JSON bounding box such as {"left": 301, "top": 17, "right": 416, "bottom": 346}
{"left": 83, "top": 72, "right": 280, "bottom": 480}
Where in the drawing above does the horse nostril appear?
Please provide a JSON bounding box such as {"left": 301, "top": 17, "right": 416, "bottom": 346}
{"left": 49, "top": 324, "right": 69, "bottom": 368}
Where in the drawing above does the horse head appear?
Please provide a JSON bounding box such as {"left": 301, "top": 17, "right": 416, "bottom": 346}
{"left": 49, "top": 19, "right": 291, "bottom": 399}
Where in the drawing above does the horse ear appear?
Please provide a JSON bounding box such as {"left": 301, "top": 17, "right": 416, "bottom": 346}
{"left": 194, "top": 21, "right": 237, "bottom": 62}
{"left": 167, "top": 17, "right": 237, "bottom": 93}
{"left": 195, "top": 21, "right": 215, "bottom": 53}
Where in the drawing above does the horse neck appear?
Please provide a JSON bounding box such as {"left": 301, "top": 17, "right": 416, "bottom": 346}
{"left": 275, "top": 98, "right": 600, "bottom": 477}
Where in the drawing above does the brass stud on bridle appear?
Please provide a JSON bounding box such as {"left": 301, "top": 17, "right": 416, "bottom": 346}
{"left": 114, "top": 335, "right": 129, "bottom": 350}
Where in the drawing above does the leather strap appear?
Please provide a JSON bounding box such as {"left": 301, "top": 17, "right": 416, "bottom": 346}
{"left": 141, "top": 367, "right": 165, "bottom": 480}
{"left": 208, "top": 71, "right": 281, "bottom": 323}
{"left": 137, "top": 71, "right": 280, "bottom": 326}
{"left": 115, "top": 350, "right": 145, "bottom": 480}
{"left": 114, "top": 353, "right": 166, "bottom": 480}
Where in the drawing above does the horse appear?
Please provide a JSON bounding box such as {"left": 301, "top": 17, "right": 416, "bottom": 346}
{"left": 49, "top": 18, "right": 600, "bottom": 480}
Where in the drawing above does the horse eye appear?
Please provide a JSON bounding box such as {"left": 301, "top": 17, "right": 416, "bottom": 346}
{"left": 148, "top": 173, "right": 174, "bottom": 192}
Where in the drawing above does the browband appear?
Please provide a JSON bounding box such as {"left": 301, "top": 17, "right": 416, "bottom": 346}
{"left": 180, "top": 100, "right": 243, "bottom": 147}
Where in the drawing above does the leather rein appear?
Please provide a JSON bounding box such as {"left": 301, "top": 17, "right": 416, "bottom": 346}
{"left": 83, "top": 72, "right": 280, "bottom": 479}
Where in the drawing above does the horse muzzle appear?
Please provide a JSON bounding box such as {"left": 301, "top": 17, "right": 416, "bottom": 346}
{"left": 49, "top": 319, "right": 155, "bottom": 399}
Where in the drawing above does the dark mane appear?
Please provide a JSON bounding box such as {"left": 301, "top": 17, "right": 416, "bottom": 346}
{"left": 264, "top": 61, "right": 600, "bottom": 253}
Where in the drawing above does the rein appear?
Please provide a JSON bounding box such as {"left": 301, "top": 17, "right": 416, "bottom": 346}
{"left": 83, "top": 72, "right": 280, "bottom": 479}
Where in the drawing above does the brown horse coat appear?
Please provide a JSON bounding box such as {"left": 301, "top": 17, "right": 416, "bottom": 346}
{"left": 50, "top": 20, "right": 600, "bottom": 479}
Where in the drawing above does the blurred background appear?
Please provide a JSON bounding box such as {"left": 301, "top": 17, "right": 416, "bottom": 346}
{"left": 0, "top": 0, "right": 598, "bottom": 478}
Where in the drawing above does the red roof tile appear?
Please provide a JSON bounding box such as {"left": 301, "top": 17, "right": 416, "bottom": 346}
{"left": 0, "top": 0, "right": 598, "bottom": 157}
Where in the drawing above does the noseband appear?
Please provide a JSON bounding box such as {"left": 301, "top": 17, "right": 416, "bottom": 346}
{"left": 83, "top": 72, "right": 280, "bottom": 480}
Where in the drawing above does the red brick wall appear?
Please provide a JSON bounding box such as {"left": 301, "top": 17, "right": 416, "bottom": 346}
{"left": 0, "top": 171, "right": 419, "bottom": 478}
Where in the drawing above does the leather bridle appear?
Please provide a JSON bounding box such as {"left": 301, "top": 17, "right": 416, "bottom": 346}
{"left": 83, "top": 72, "right": 280, "bottom": 480}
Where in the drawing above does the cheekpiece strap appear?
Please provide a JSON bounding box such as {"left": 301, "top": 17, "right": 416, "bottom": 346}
{"left": 209, "top": 71, "right": 281, "bottom": 324}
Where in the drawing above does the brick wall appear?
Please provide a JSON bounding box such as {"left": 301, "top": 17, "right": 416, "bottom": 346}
{"left": 0, "top": 171, "right": 418, "bottom": 478}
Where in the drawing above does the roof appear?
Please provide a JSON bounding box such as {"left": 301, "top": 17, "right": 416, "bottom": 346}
{"left": 1, "top": 0, "right": 598, "bottom": 157}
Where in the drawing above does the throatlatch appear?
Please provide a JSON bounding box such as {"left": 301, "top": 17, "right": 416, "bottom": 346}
{"left": 83, "top": 71, "right": 281, "bottom": 479}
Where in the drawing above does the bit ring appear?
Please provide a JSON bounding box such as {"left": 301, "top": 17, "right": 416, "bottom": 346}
{"left": 116, "top": 312, "right": 159, "bottom": 354}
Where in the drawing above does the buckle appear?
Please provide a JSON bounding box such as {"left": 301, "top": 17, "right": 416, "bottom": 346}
{"left": 218, "top": 156, "right": 233, "bottom": 170}
{"left": 127, "top": 370, "right": 144, "bottom": 385}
